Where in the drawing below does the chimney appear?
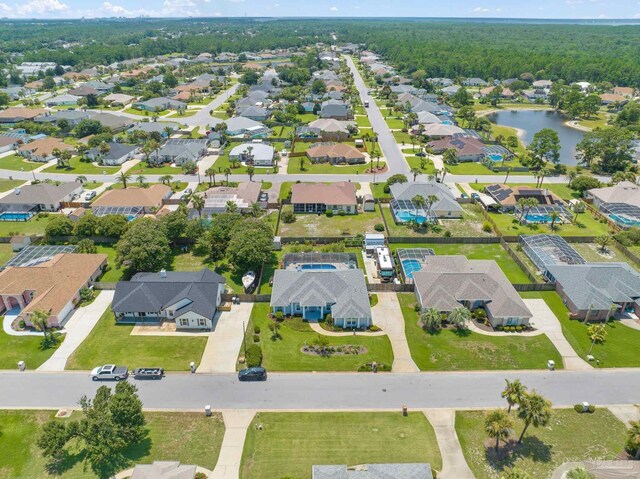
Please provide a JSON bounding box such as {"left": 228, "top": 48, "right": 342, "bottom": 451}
{"left": 160, "top": 269, "right": 167, "bottom": 278}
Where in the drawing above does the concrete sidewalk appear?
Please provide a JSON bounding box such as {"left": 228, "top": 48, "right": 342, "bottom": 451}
{"left": 210, "top": 409, "right": 256, "bottom": 479}
{"left": 37, "top": 291, "right": 114, "bottom": 372}
{"left": 197, "top": 303, "right": 252, "bottom": 373}
{"left": 372, "top": 293, "right": 419, "bottom": 373}
{"left": 424, "top": 409, "right": 475, "bottom": 479}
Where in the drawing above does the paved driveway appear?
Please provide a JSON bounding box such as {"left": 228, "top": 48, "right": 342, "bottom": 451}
{"left": 424, "top": 409, "right": 475, "bottom": 479}
{"left": 371, "top": 293, "right": 419, "bottom": 373}
{"left": 524, "top": 298, "right": 592, "bottom": 370}
{"left": 197, "top": 302, "right": 252, "bottom": 373}
{"left": 37, "top": 291, "right": 114, "bottom": 372}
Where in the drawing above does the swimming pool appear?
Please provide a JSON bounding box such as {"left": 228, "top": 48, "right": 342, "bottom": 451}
{"left": 488, "top": 153, "right": 503, "bottom": 162}
{"left": 396, "top": 211, "right": 428, "bottom": 224}
{"left": 441, "top": 120, "right": 453, "bottom": 125}
{"left": 401, "top": 259, "right": 423, "bottom": 279}
{"left": 609, "top": 214, "right": 640, "bottom": 227}
{"left": 525, "top": 214, "right": 551, "bottom": 223}
{"left": 0, "top": 212, "right": 34, "bottom": 222}
{"left": 299, "top": 263, "right": 337, "bottom": 270}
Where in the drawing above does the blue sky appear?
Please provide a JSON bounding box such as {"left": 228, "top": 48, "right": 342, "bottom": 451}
{"left": 1, "top": 0, "right": 639, "bottom": 20}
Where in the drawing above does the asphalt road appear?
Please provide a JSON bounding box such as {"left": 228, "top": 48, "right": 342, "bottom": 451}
{"left": 2, "top": 370, "right": 640, "bottom": 410}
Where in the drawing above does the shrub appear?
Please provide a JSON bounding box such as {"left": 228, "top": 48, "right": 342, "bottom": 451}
{"left": 245, "top": 344, "right": 263, "bottom": 367}
{"left": 370, "top": 325, "right": 381, "bottom": 332}
{"left": 414, "top": 304, "right": 421, "bottom": 312}
{"left": 444, "top": 230, "right": 452, "bottom": 237}
{"left": 281, "top": 210, "right": 296, "bottom": 224}
{"left": 325, "top": 209, "right": 333, "bottom": 217}
{"left": 496, "top": 325, "right": 503, "bottom": 331}
{"left": 574, "top": 404, "right": 584, "bottom": 413}
{"left": 253, "top": 334, "right": 260, "bottom": 343}
{"left": 254, "top": 326, "right": 261, "bottom": 334}
{"left": 588, "top": 404, "right": 596, "bottom": 413}
{"left": 19, "top": 320, "right": 26, "bottom": 329}
{"left": 274, "top": 311, "right": 284, "bottom": 321}
{"left": 338, "top": 209, "right": 346, "bottom": 216}
{"left": 482, "top": 222, "right": 493, "bottom": 233}
{"left": 325, "top": 313, "right": 333, "bottom": 325}
{"left": 374, "top": 223, "right": 385, "bottom": 232}
{"left": 516, "top": 325, "right": 523, "bottom": 332}
{"left": 383, "top": 184, "right": 391, "bottom": 194}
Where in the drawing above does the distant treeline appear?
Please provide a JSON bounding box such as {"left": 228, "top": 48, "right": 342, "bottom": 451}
{"left": 1, "top": 18, "right": 639, "bottom": 86}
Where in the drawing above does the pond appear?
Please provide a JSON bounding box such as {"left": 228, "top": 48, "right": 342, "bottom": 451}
{"left": 488, "top": 110, "right": 585, "bottom": 165}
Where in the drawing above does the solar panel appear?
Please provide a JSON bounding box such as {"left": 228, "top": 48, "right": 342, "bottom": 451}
{"left": 2, "top": 244, "right": 76, "bottom": 270}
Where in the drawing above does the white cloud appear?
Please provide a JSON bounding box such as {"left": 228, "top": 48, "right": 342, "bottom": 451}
{"left": 16, "top": 0, "right": 69, "bottom": 15}
{"left": 472, "top": 7, "right": 490, "bottom": 13}
{"left": 0, "top": 2, "right": 11, "bottom": 12}
{"left": 330, "top": 6, "right": 338, "bottom": 11}
{"left": 162, "top": 0, "right": 197, "bottom": 14}
{"left": 101, "top": 2, "right": 130, "bottom": 15}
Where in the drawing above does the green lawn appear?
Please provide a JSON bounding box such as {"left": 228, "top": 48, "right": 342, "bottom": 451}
{"left": 393, "top": 131, "right": 413, "bottom": 146}
{"left": 0, "top": 213, "right": 53, "bottom": 238}
{"left": 212, "top": 152, "right": 273, "bottom": 176}
{"left": 571, "top": 242, "right": 640, "bottom": 271}
{"left": 370, "top": 182, "right": 390, "bottom": 199}
{"left": 398, "top": 294, "right": 561, "bottom": 370}
{"left": 521, "top": 291, "right": 640, "bottom": 367}
{"left": 384, "top": 117, "right": 405, "bottom": 129}
{"left": 456, "top": 409, "right": 625, "bottom": 479}
{"left": 240, "top": 412, "right": 442, "bottom": 479}
{"left": 471, "top": 182, "right": 581, "bottom": 201}
{"left": 0, "top": 327, "right": 59, "bottom": 370}
{"left": 278, "top": 204, "right": 385, "bottom": 237}
{"left": 126, "top": 162, "right": 188, "bottom": 176}
{"left": 405, "top": 156, "right": 436, "bottom": 174}
{"left": 241, "top": 303, "right": 394, "bottom": 371}
{"left": 0, "top": 410, "right": 225, "bottom": 479}
{"left": 42, "top": 157, "right": 120, "bottom": 175}
{"left": 83, "top": 181, "right": 103, "bottom": 190}
{"left": 166, "top": 109, "right": 199, "bottom": 118}
{"left": 122, "top": 107, "right": 157, "bottom": 116}
{"left": 66, "top": 309, "right": 208, "bottom": 371}
{"left": 296, "top": 113, "right": 318, "bottom": 123}
{"left": 578, "top": 111, "right": 610, "bottom": 130}
{"left": 288, "top": 158, "right": 384, "bottom": 175}
{"left": 0, "top": 178, "right": 26, "bottom": 192}
{"left": 382, "top": 204, "right": 499, "bottom": 243}
{"left": 355, "top": 114, "right": 372, "bottom": 128}
{"left": 0, "top": 154, "right": 41, "bottom": 171}
{"left": 0, "top": 243, "right": 13, "bottom": 265}
{"left": 488, "top": 210, "right": 614, "bottom": 237}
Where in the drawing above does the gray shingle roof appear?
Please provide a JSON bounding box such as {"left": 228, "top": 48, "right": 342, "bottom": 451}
{"left": 0, "top": 183, "right": 81, "bottom": 206}
{"left": 112, "top": 269, "right": 225, "bottom": 320}
{"left": 88, "top": 142, "right": 137, "bottom": 161}
{"left": 312, "top": 464, "right": 433, "bottom": 479}
{"left": 270, "top": 270, "right": 371, "bottom": 320}
{"left": 546, "top": 263, "right": 640, "bottom": 311}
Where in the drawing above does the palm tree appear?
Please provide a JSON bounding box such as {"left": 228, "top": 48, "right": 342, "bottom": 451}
{"left": 118, "top": 172, "right": 131, "bottom": 189}
{"left": 411, "top": 168, "right": 421, "bottom": 182}
{"left": 587, "top": 323, "right": 607, "bottom": 355}
{"left": 205, "top": 167, "right": 216, "bottom": 186}
{"left": 426, "top": 194, "right": 439, "bottom": 219}
{"left": 626, "top": 420, "right": 640, "bottom": 459}
{"left": 225, "top": 200, "right": 238, "bottom": 213}
{"left": 75, "top": 175, "right": 87, "bottom": 184}
{"left": 566, "top": 468, "right": 595, "bottom": 479}
{"left": 595, "top": 234, "right": 611, "bottom": 253}
{"left": 501, "top": 379, "right": 527, "bottom": 414}
{"left": 501, "top": 468, "right": 531, "bottom": 479}
{"left": 572, "top": 202, "right": 585, "bottom": 224}
{"left": 246, "top": 165, "right": 255, "bottom": 182}
{"left": 420, "top": 307, "right": 441, "bottom": 332}
{"left": 159, "top": 175, "right": 173, "bottom": 185}
{"left": 549, "top": 211, "right": 561, "bottom": 230}
{"left": 485, "top": 409, "right": 513, "bottom": 453}
{"left": 191, "top": 194, "right": 205, "bottom": 219}
{"left": 448, "top": 307, "right": 471, "bottom": 330}
{"left": 224, "top": 167, "right": 231, "bottom": 185}
{"left": 412, "top": 194, "right": 426, "bottom": 222}
{"left": 30, "top": 309, "right": 52, "bottom": 343}
{"left": 567, "top": 170, "right": 578, "bottom": 188}
{"left": 537, "top": 167, "right": 551, "bottom": 188}
{"left": 441, "top": 166, "right": 449, "bottom": 183}
{"left": 504, "top": 166, "right": 512, "bottom": 184}
{"left": 136, "top": 175, "right": 147, "bottom": 188}
{"left": 250, "top": 201, "right": 262, "bottom": 217}
{"left": 517, "top": 391, "right": 552, "bottom": 444}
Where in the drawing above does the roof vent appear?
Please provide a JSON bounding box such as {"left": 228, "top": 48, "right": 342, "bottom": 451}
{"left": 160, "top": 269, "right": 167, "bottom": 278}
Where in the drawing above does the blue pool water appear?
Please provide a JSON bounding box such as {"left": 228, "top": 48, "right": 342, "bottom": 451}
{"left": 441, "top": 120, "right": 453, "bottom": 125}
{"left": 0, "top": 212, "right": 33, "bottom": 221}
{"left": 396, "top": 211, "right": 428, "bottom": 224}
{"left": 609, "top": 214, "right": 640, "bottom": 227}
{"left": 488, "top": 154, "right": 503, "bottom": 162}
{"left": 525, "top": 214, "right": 552, "bottom": 223}
{"left": 402, "top": 259, "right": 423, "bottom": 279}
{"left": 299, "top": 263, "right": 337, "bottom": 270}
{"left": 126, "top": 215, "right": 138, "bottom": 221}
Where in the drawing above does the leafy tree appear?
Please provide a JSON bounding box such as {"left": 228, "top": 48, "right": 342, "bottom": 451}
{"left": 76, "top": 238, "right": 97, "bottom": 254}
{"left": 74, "top": 119, "right": 103, "bottom": 138}
{"left": 443, "top": 148, "right": 458, "bottom": 165}
{"left": 163, "top": 71, "right": 178, "bottom": 88}
{"left": 36, "top": 421, "right": 71, "bottom": 473}
{"left": 501, "top": 379, "right": 527, "bottom": 414}
{"left": 311, "top": 79, "right": 326, "bottom": 94}
{"left": 566, "top": 468, "right": 595, "bottom": 479}
{"left": 527, "top": 128, "right": 560, "bottom": 168}
{"left": 159, "top": 208, "right": 189, "bottom": 243}
{"left": 98, "top": 215, "right": 129, "bottom": 237}
{"left": 500, "top": 468, "right": 531, "bottom": 479}
{"left": 74, "top": 213, "right": 100, "bottom": 237}
{"left": 626, "top": 420, "right": 640, "bottom": 459}
{"left": 115, "top": 218, "right": 171, "bottom": 273}
{"left": 595, "top": 234, "right": 611, "bottom": 253}
{"left": 576, "top": 127, "right": 634, "bottom": 173}
{"left": 517, "top": 391, "right": 552, "bottom": 444}
{"left": 45, "top": 216, "right": 74, "bottom": 238}
{"left": 485, "top": 409, "right": 513, "bottom": 452}
{"left": 570, "top": 175, "right": 601, "bottom": 195}
{"left": 226, "top": 218, "right": 274, "bottom": 272}
{"left": 196, "top": 212, "right": 243, "bottom": 261}
{"left": 240, "top": 71, "right": 259, "bottom": 85}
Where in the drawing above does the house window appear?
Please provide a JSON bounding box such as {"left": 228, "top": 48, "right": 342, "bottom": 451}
{"left": 169, "top": 310, "right": 174, "bottom": 317}
{"left": 180, "top": 318, "right": 189, "bottom": 327}
{"left": 139, "top": 312, "right": 146, "bottom": 317}
{"left": 198, "top": 318, "right": 206, "bottom": 327}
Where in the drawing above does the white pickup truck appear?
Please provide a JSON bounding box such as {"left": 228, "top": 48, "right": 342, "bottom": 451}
{"left": 90, "top": 364, "right": 129, "bottom": 381}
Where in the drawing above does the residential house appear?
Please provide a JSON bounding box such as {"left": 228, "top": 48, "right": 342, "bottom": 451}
{"left": 532, "top": 80, "right": 553, "bottom": 90}
{"left": 421, "top": 123, "right": 465, "bottom": 139}
{"left": 128, "top": 121, "right": 179, "bottom": 137}
{"left": 103, "top": 93, "right": 135, "bottom": 106}
{"left": 390, "top": 182, "right": 463, "bottom": 218}
{"left": 428, "top": 137, "right": 486, "bottom": 162}
{"left": 15, "top": 62, "right": 56, "bottom": 78}
{"left": 613, "top": 86, "right": 635, "bottom": 98}
{"left": 270, "top": 269, "right": 372, "bottom": 328}
{"left": 585, "top": 181, "right": 640, "bottom": 209}
{"left": 312, "top": 464, "right": 433, "bottom": 479}
{"left": 238, "top": 105, "right": 270, "bottom": 121}
{"left": 88, "top": 112, "right": 133, "bottom": 132}
{"left": 193, "top": 182, "right": 263, "bottom": 218}
{"left": 0, "top": 182, "right": 83, "bottom": 213}
{"left": 307, "top": 118, "right": 352, "bottom": 141}
{"left": 463, "top": 78, "right": 489, "bottom": 87}
{"left": 0, "top": 108, "right": 48, "bottom": 124}
{"left": 133, "top": 97, "right": 187, "bottom": 112}
{"left": 67, "top": 86, "right": 99, "bottom": 97}
{"left": 485, "top": 184, "right": 565, "bottom": 212}
{"left": 0, "top": 253, "right": 107, "bottom": 327}
{"left": 599, "top": 93, "right": 628, "bottom": 106}
{"left": 130, "top": 462, "right": 199, "bottom": 479}
{"left": 547, "top": 263, "right": 640, "bottom": 321}
{"left": 150, "top": 139, "right": 209, "bottom": 165}
{"left": 291, "top": 182, "right": 357, "bottom": 214}
{"left": 306, "top": 143, "right": 365, "bottom": 165}
{"left": 91, "top": 184, "right": 171, "bottom": 217}
{"left": 34, "top": 110, "right": 91, "bottom": 126}
{"left": 320, "top": 100, "right": 350, "bottom": 120}
{"left": 0, "top": 136, "right": 20, "bottom": 154}
{"left": 18, "top": 137, "right": 74, "bottom": 162}
{"left": 222, "top": 117, "right": 271, "bottom": 138}
{"left": 413, "top": 256, "right": 532, "bottom": 328}
{"left": 44, "top": 94, "right": 80, "bottom": 107}
{"left": 440, "top": 85, "right": 460, "bottom": 96}
{"left": 82, "top": 81, "right": 114, "bottom": 93}
{"left": 87, "top": 142, "right": 138, "bottom": 166}
{"left": 0, "top": 86, "right": 35, "bottom": 100}
{"left": 229, "top": 142, "right": 275, "bottom": 167}
{"left": 112, "top": 269, "right": 226, "bottom": 330}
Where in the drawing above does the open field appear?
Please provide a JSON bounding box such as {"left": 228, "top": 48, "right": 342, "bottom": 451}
{"left": 42, "top": 157, "right": 120, "bottom": 175}
{"left": 278, "top": 205, "right": 385, "bottom": 237}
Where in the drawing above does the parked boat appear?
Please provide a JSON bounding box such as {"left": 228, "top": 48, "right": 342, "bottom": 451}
{"left": 242, "top": 271, "right": 256, "bottom": 292}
